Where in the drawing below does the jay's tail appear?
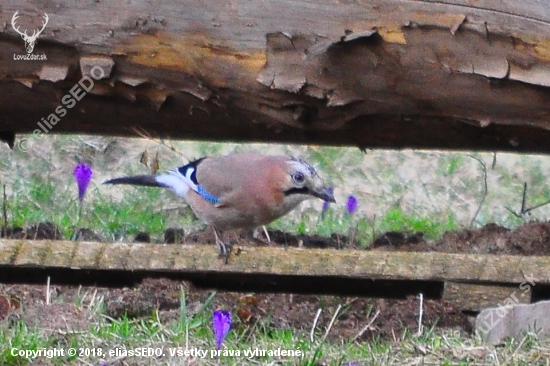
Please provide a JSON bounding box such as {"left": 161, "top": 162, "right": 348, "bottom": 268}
{"left": 104, "top": 174, "right": 190, "bottom": 197}
{"left": 104, "top": 175, "right": 164, "bottom": 187}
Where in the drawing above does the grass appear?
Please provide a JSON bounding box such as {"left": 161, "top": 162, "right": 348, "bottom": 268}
{"left": 5, "top": 135, "right": 550, "bottom": 364}
{"left": 7, "top": 174, "right": 200, "bottom": 242}
{"left": 6, "top": 135, "right": 550, "bottom": 244}
{"left": 377, "top": 208, "right": 456, "bottom": 239}
{"left": 2, "top": 136, "right": 466, "bottom": 245}
{"left": 6, "top": 170, "right": 456, "bottom": 247}
{"left": 2, "top": 287, "right": 550, "bottom": 365}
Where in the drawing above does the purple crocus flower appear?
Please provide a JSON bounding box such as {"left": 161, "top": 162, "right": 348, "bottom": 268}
{"left": 73, "top": 163, "right": 92, "bottom": 202}
{"left": 212, "top": 310, "right": 231, "bottom": 350}
{"left": 346, "top": 195, "right": 358, "bottom": 215}
{"left": 321, "top": 187, "right": 334, "bottom": 219}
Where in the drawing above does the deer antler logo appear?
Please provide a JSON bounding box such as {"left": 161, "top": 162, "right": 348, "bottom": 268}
{"left": 11, "top": 11, "right": 49, "bottom": 54}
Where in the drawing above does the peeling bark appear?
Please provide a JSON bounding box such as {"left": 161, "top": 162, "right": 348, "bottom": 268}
{"left": 1, "top": 1, "right": 550, "bottom": 152}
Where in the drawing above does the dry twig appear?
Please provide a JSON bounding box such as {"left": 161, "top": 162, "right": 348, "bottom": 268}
{"left": 468, "top": 155, "right": 488, "bottom": 228}
{"left": 131, "top": 126, "right": 186, "bottom": 158}
{"left": 417, "top": 293, "right": 424, "bottom": 335}
{"left": 505, "top": 182, "right": 550, "bottom": 222}
{"left": 46, "top": 276, "right": 51, "bottom": 305}
{"left": 322, "top": 304, "right": 341, "bottom": 343}
{"left": 310, "top": 308, "right": 322, "bottom": 342}
{"left": 1, "top": 184, "right": 7, "bottom": 238}
{"left": 353, "top": 310, "right": 380, "bottom": 341}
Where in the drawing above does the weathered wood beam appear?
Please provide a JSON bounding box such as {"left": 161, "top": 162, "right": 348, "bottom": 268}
{"left": 2, "top": 239, "right": 550, "bottom": 311}
{"left": 3, "top": 239, "right": 549, "bottom": 283}
{"left": 443, "top": 282, "right": 531, "bottom": 312}
{"left": 2, "top": 1, "right": 550, "bottom": 152}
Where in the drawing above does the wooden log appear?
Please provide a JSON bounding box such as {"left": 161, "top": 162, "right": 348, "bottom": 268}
{"left": 443, "top": 282, "right": 531, "bottom": 312}
{"left": 2, "top": 1, "right": 550, "bottom": 152}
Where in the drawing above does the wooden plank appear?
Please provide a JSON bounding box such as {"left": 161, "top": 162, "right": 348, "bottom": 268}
{"left": 71, "top": 241, "right": 107, "bottom": 269}
{"left": 1, "top": 239, "right": 550, "bottom": 285}
{"left": 443, "top": 282, "right": 531, "bottom": 312}
{"left": 13, "top": 240, "right": 50, "bottom": 266}
{"left": 43, "top": 240, "right": 77, "bottom": 267}
{"left": 0, "top": 240, "right": 20, "bottom": 264}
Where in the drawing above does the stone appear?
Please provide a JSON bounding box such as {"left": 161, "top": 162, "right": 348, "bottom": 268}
{"left": 476, "top": 299, "right": 550, "bottom": 344}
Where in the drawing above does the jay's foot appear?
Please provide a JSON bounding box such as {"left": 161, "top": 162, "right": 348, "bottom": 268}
{"left": 217, "top": 241, "right": 232, "bottom": 264}
{"left": 213, "top": 228, "right": 232, "bottom": 264}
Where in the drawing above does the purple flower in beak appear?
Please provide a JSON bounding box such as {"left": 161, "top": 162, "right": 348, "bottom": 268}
{"left": 73, "top": 163, "right": 92, "bottom": 202}
{"left": 321, "top": 187, "right": 334, "bottom": 219}
{"left": 212, "top": 310, "right": 231, "bottom": 350}
{"left": 346, "top": 195, "right": 358, "bottom": 215}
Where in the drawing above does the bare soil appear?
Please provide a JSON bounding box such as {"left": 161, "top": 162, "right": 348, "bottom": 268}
{"left": 370, "top": 221, "right": 550, "bottom": 256}
{"left": 0, "top": 278, "right": 471, "bottom": 344}
{"left": 185, "top": 221, "right": 550, "bottom": 256}
{"left": 3, "top": 220, "right": 549, "bottom": 341}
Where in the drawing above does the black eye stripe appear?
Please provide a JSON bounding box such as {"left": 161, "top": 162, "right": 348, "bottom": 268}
{"left": 284, "top": 187, "right": 311, "bottom": 196}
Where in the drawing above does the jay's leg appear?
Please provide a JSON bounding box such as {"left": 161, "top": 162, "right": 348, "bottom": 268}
{"left": 250, "top": 226, "right": 271, "bottom": 245}
{"left": 213, "top": 227, "right": 232, "bottom": 264}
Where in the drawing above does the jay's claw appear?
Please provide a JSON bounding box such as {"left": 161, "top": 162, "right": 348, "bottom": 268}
{"left": 218, "top": 247, "right": 231, "bottom": 265}
{"left": 213, "top": 228, "right": 232, "bottom": 264}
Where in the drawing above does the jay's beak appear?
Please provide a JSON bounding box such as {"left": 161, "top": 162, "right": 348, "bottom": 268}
{"left": 312, "top": 187, "right": 336, "bottom": 203}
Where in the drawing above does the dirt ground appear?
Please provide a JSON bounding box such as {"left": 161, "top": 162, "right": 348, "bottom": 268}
{"left": 0, "top": 277, "right": 471, "bottom": 344}
{"left": 3, "top": 220, "right": 550, "bottom": 341}
{"left": 186, "top": 220, "right": 550, "bottom": 256}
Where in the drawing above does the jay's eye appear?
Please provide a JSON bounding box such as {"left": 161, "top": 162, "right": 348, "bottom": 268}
{"left": 292, "top": 172, "right": 305, "bottom": 184}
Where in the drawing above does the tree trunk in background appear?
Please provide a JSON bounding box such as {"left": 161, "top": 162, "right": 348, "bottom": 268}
{"left": 1, "top": 1, "right": 550, "bottom": 152}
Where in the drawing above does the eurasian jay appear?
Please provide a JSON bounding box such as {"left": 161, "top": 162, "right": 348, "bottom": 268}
{"left": 104, "top": 152, "right": 335, "bottom": 262}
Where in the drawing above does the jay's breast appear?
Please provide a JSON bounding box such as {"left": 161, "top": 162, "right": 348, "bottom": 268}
{"left": 189, "top": 195, "right": 305, "bottom": 230}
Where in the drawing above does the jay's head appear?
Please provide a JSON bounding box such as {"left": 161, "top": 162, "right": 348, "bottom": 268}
{"left": 282, "top": 157, "right": 336, "bottom": 204}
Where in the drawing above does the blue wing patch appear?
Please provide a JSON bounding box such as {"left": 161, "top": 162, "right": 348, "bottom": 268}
{"left": 196, "top": 185, "right": 220, "bottom": 204}
{"left": 174, "top": 158, "right": 220, "bottom": 204}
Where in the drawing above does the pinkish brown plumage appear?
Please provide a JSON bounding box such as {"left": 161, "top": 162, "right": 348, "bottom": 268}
{"left": 105, "top": 152, "right": 334, "bottom": 263}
